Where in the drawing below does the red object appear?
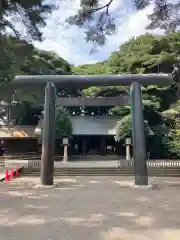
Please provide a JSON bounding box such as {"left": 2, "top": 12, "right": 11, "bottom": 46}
{"left": 5, "top": 169, "right": 9, "bottom": 181}
{"left": 16, "top": 168, "right": 19, "bottom": 177}
{"left": 10, "top": 169, "right": 14, "bottom": 179}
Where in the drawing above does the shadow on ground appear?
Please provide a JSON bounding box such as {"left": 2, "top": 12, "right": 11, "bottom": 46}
{"left": 0, "top": 176, "right": 180, "bottom": 240}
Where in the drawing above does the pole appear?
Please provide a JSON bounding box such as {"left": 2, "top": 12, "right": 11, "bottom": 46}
{"left": 125, "top": 138, "right": 131, "bottom": 160}
{"left": 130, "top": 82, "right": 148, "bottom": 185}
{"left": 40, "top": 81, "right": 56, "bottom": 185}
{"left": 63, "top": 145, "right": 68, "bottom": 162}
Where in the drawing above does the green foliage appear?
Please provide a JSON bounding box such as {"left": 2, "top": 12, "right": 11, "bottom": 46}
{"left": 0, "top": 36, "right": 29, "bottom": 100}
{"left": 66, "top": 0, "right": 179, "bottom": 47}
{"left": 115, "top": 114, "right": 132, "bottom": 141}
{"left": 2, "top": 0, "right": 179, "bottom": 48}
{"left": 67, "top": 0, "right": 180, "bottom": 47}
{"left": 168, "top": 118, "right": 180, "bottom": 157}
{"left": 1, "top": 0, "right": 55, "bottom": 41}
{"left": 2, "top": 26, "right": 180, "bottom": 158}
{"left": 0, "top": 36, "right": 73, "bottom": 103}
{"left": 0, "top": 35, "right": 76, "bottom": 135}
{"left": 38, "top": 107, "right": 73, "bottom": 141}
{"left": 15, "top": 102, "right": 41, "bottom": 125}
{"left": 163, "top": 100, "right": 180, "bottom": 157}
{"left": 56, "top": 107, "right": 73, "bottom": 138}
{"left": 72, "top": 61, "right": 111, "bottom": 75}
{"left": 108, "top": 33, "right": 180, "bottom": 74}
{"left": 115, "top": 114, "right": 155, "bottom": 142}
{"left": 72, "top": 32, "right": 180, "bottom": 158}
{"left": 109, "top": 105, "right": 130, "bottom": 117}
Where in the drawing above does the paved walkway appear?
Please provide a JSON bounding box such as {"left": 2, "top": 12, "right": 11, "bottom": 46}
{"left": 0, "top": 176, "right": 180, "bottom": 239}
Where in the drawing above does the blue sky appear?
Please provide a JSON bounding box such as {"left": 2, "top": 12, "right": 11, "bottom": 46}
{"left": 33, "top": 0, "right": 162, "bottom": 66}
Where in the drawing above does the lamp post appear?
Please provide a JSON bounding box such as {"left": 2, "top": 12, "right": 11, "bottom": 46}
{"left": 125, "top": 138, "right": 132, "bottom": 160}
{"left": 63, "top": 137, "right": 69, "bottom": 163}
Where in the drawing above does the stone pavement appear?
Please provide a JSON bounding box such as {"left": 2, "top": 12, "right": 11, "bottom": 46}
{"left": 0, "top": 176, "right": 180, "bottom": 240}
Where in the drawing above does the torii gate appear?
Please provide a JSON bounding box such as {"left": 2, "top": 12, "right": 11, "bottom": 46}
{"left": 13, "top": 71, "right": 178, "bottom": 186}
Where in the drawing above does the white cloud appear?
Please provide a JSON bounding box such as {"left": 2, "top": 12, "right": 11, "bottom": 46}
{"left": 33, "top": 0, "right": 163, "bottom": 66}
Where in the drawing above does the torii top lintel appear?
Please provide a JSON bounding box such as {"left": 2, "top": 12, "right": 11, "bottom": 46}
{"left": 13, "top": 74, "right": 173, "bottom": 88}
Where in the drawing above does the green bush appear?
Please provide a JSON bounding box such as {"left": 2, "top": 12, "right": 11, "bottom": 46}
{"left": 56, "top": 107, "right": 72, "bottom": 138}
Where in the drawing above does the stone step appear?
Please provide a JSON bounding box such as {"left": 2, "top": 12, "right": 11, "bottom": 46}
{"left": 21, "top": 167, "right": 180, "bottom": 177}
{"left": 21, "top": 172, "right": 180, "bottom": 177}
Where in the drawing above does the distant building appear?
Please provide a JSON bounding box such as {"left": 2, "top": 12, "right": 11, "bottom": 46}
{"left": 0, "top": 115, "right": 126, "bottom": 156}
{"left": 36, "top": 116, "right": 124, "bottom": 156}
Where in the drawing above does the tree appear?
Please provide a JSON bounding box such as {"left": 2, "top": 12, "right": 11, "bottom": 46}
{"left": 1, "top": 0, "right": 55, "bottom": 41}
{"left": 115, "top": 114, "right": 155, "bottom": 141}
{"left": 56, "top": 107, "right": 73, "bottom": 138}
{"left": 0, "top": 36, "right": 78, "bottom": 124}
{"left": 136, "top": 0, "right": 180, "bottom": 33}
{"left": 72, "top": 32, "right": 180, "bottom": 158}
{"left": 73, "top": 61, "right": 129, "bottom": 116}
{"left": 0, "top": 1, "right": 55, "bottom": 95}
{"left": 0, "top": 1, "right": 55, "bottom": 102}
{"left": 38, "top": 107, "right": 72, "bottom": 143}
{"left": 167, "top": 117, "right": 180, "bottom": 157}
{"left": 0, "top": 36, "right": 73, "bottom": 102}
{"left": 67, "top": 0, "right": 180, "bottom": 47}
{"left": 14, "top": 102, "right": 42, "bottom": 125}
{"left": 2, "top": 0, "right": 179, "bottom": 48}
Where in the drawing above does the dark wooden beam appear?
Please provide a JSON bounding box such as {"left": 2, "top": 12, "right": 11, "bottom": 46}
{"left": 14, "top": 74, "right": 173, "bottom": 88}
{"left": 56, "top": 96, "right": 131, "bottom": 106}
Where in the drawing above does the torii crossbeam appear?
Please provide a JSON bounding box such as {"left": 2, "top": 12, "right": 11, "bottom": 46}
{"left": 14, "top": 74, "right": 172, "bottom": 87}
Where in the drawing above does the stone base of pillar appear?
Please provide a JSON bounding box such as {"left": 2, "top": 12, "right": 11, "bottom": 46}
{"left": 134, "top": 175, "right": 148, "bottom": 186}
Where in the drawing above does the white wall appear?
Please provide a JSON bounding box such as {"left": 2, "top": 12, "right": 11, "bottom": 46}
{"left": 71, "top": 116, "right": 119, "bottom": 136}
{"left": 35, "top": 116, "right": 119, "bottom": 136}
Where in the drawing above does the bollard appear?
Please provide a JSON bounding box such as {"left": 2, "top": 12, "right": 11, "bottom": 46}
{"left": 16, "top": 168, "right": 19, "bottom": 177}
{"left": 5, "top": 169, "right": 9, "bottom": 181}
{"left": 10, "top": 169, "right": 14, "bottom": 179}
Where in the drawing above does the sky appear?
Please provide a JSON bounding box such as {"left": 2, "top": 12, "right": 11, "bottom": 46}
{"left": 33, "top": 0, "right": 163, "bottom": 66}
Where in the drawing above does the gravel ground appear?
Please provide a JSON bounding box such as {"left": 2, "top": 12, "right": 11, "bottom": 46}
{"left": 0, "top": 176, "right": 180, "bottom": 240}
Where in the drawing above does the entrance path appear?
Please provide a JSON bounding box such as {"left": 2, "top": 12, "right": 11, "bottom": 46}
{"left": 0, "top": 176, "right": 180, "bottom": 240}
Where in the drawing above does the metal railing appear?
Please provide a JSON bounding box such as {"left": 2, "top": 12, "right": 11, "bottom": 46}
{"left": 28, "top": 159, "right": 41, "bottom": 168}
{"left": 0, "top": 157, "right": 5, "bottom": 166}
{"left": 118, "top": 159, "right": 180, "bottom": 168}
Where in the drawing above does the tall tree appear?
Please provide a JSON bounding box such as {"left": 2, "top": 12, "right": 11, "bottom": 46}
{"left": 0, "top": 0, "right": 55, "bottom": 41}
{"left": 2, "top": 0, "right": 179, "bottom": 47}
{"left": 0, "top": 1, "right": 55, "bottom": 100}
{"left": 67, "top": 0, "right": 180, "bottom": 46}
{"left": 73, "top": 32, "right": 180, "bottom": 158}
